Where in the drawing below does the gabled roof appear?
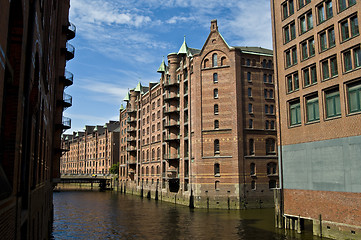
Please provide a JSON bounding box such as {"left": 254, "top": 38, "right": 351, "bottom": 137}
{"left": 233, "top": 46, "right": 273, "bottom": 56}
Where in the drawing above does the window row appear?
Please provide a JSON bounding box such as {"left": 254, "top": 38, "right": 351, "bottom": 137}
{"left": 250, "top": 162, "right": 277, "bottom": 176}
{"left": 288, "top": 80, "right": 361, "bottom": 126}
{"left": 248, "top": 138, "right": 276, "bottom": 155}
{"left": 203, "top": 54, "right": 227, "bottom": 68}
{"left": 282, "top": 0, "right": 356, "bottom": 21}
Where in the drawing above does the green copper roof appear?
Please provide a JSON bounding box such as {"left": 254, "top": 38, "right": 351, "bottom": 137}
{"left": 120, "top": 104, "right": 124, "bottom": 111}
{"left": 157, "top": 58, "right": 167, "bottom": 73}
{"left": 123, "top": 92, "right": 130, "bottom": 101}
{"left": 178, "top": 36, "right": 188, "bottom": 55}
{"left": 75, "top": 132, "right": 79, "bottom": 137}
{"left": 134, "top": 82, "right": 143, "bottom": 92}
{"left": 94, "top": 126, "right": 98, "bottom": 131}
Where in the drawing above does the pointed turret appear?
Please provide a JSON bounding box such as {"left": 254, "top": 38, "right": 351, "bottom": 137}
{"left": 123, "top": 92, "right": 130, "bottom": 101}
{"left": 177, "top": 36, "right": 188, "bottom": 55}
{"left": 157, "top": 57, "right": 167, "bottom": 73}
{"left": 134, "top": 82, "right": 143, "bottom": 93}
{"left": 120, "top": 104, "right": 124, "bottom": 111}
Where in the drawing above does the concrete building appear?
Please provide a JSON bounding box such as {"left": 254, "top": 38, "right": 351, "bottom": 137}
{"left": 119, "top": 20, "right": 278, "bottom": 209}
{"left": 60, "top": 121, "right": 120, "bottom": 175}
{"left": 271, "top": 0, "right": 361, "bottom": 238}
{"left": 0, "top": 0, "right": 73, "bottom": 238}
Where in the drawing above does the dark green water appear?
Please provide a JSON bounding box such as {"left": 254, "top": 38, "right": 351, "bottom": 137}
{"left": 52, "top": 191, "right": 321, "bottom": 239}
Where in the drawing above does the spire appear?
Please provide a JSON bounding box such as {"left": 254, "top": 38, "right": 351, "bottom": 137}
{"left": 134, "top": 82, "right": 143, "bottom": 92}
{"left": 123, "top": 91, "right": 130, "bottom": 101}
{"left": 120, "top": 104, "right": 124, "bottom": 111}
{"left": 177, "top": 35, "right": 188, "bottom": 55}
{"left": 157, "top": 56, "right": 167, "bottom": 73}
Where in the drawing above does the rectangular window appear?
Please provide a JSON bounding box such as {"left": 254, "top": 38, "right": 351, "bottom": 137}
{"left": 339, "top": 0, "right": 356, "bottom": 12}
{"left": 248, "top": 88, "right": 252, "bottom": 97}
{"left": 286, "top": 72, "right": 299, "bottom": 93}
{"left": 289, "top": 100, "right": 301, "bottom": 125}
{"left": 249, "top": 119, "right": 253, "bottom": 128}
{"left": 285, "top": 46, "right": 298, "bottom": 68}
{"left": 341, "top": 15, "right": 359, "bottom": 42}
{"left": 282, "top": 0, "right": 294, "bottom": 20}
{"left": 303, "top": 65, "right": 317, "bottom": 87}
{"left": 301, "top": 37, "right": 315, "bottom": 60}
{"left": 298, "top": 0, "right": 311, "bottom": 9}
{"left": 321, "top": 55, "right": 338, "bottom": 80}
{"left": 306, "top": 95, "right": 320, "bottom": 122}
{"left": 300, "top": 11, "right": 313, "bottom": 34}
{"left": 318, "top": 1, "right": 333, "bottom": 24}
{"left": 325, "top": 88, "right": 341, "bottom": 118}
{"left": 348, "top": 81, "right": 361, "bottom": 113}
{"left": 343, "top": 45, "right": 361, "bottom": 72}
{"left": 284, "top": 25, "right": 290, "bottom": 43}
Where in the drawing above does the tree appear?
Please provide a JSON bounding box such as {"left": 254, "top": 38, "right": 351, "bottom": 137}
{"left": 109, "top": 162, "right": 119, "bottom": 174}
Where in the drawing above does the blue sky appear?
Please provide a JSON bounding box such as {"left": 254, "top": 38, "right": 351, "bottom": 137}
{"left": 65, "top": 0, "right": 273, "bottom": 133}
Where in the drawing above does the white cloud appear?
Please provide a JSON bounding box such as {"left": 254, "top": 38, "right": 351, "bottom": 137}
{"left": 166, "top": 16, "right": 196, "bottom": 24}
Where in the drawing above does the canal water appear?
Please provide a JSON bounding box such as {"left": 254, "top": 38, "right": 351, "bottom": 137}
{"left": 52, "top": 191, "right": 322, "bottom": 240}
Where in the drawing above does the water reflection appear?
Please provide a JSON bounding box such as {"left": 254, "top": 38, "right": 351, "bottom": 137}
{"left": 52, "top": 191, "right": 322, "bottom": 240}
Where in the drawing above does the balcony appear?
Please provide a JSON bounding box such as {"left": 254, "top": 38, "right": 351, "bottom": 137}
{"left": 167, "top": 169, "right": 179, "bottom": 179}
{"left": 164, "top": 154, "right": 180, "bottom": 160}
{"left": 128, "top": 158, "right": 137, "bottom": 164}
{"left": 58, "top": 92, "right": 72, "bottom": 109}
{"left": 63, "top": 22, "right": 76, "bottom": 40}
{"left": 164, "top": 106, "right": 180, "bottom": 114}
{"left": 126, "top": 136, "right": 136, "bottom": 142}
{"left": 164, "top": 134, "right": 180, "bottom": 142}
{"left": 164, "top": 80, "right": 180, "bottom": 88}
{"left": 126, "top": 117, "right": 137, "bottom": 123}
{"left": 127, "top": 127, "right": 136, "bottom": 133}
{"left": 164, "top": 120, "right": 180, "bottom": 128}
{"left": 164, "top": 92, "right": 180, "bottom": 101}
{"left": 57, "top": 116, "right": 71, "bottom": 130}
{"left": 126, "top": 146, "right": 137, "bottom": 152}
{"left": 60, "top": 70, "right": 74, "bottom": 87}
{"left": 63, "top": 43, "right": 75, "bottom": 60}
{"left": 126, "top": 108, "right": 137, "bottom": 113}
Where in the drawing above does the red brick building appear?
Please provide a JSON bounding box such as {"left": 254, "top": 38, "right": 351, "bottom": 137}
{"left": 60, "top": 121, "right": 120, "bottom": 175}
{"left": 271, "top": 0, "right": 361, "bottom": 238}
{"left": 0, "top": 0, "right": 73, "bottom": 238}
{"left": 119, "top": 20, "right": 278, "bottom": 209}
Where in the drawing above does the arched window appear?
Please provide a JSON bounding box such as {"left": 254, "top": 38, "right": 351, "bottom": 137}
{"left": 250, "top": 163, "right": 256, "bottom": 175}
{"left": 265, "top": 120, "right": 269, "bottom": 129}
{"left": 267, "top": 162, "right": 277, "bottom": 175}
{"left": 214, "top": 104, "right": 219, "bottom": 115}
{"left": 268, "top": 74, "right": 273, "bottom": 83}
{"left": 262, "top": 59, "right": 267, "bottom": 68}
{"left": 214, "top": 163, "right": 220, "bottom": 176}
{"left": 249, "top": 139, "right": 254, "bottom": 155}
{"left": 221, "top": 57, "right": 226, "bottom": 66}
{"left": 146, "top": 150, "right": 149, "bottom": 161}
{"left": 152, "top": 149, "right": 155, "bottom": 160}
{"left": 157, "top": 147, "right": 160, "bottom": 160}
{"left": 214, "top": 120, "right": 219, "bottom": 129}
{"left": 151, "top": 166, "right": 154, "bottom": 175}
{"left": 212, "top": 53, "right": 218, "bottom": 67}
{"left": 266, "top": 138, "right": 276, "bottom": 155}
{"left": 204, "top": 59, "right": 209, "bottom": 68}
{"left": 142, "top": 167, "right": 144, "bottom": 175}
{"left": 251, "top": 180, "right": 256, "bottom": 190}
{"left": 146, "top": 166, "right": 149, "bottom": 176}
{"left": 247, "top": 72, "right": 251, "bottom": 81}
{"left": 263, "top": 74, "right": 267, "bottom": 83}
{"left": 246, "top": 59, "right": 250, "bottom": 66}
{"left": 214, "top": 88, "right": 218, "bottom": 98}
{"left": 156, "top": 166, "right": 160, "bottom": 174}
{"left": 214, "top": 139, "right": 220, "bottom": 155}
{"left": 268, "top": 60, "right": 272, "bottom": 68}
{"left": 215, "top": 180, "right": 220, "bottom": 190}
{"left": 142, "top": 151, "right": 145, "bottom": 161}
{"left": 213, "top": 73, "right": 218, "bottom": 83}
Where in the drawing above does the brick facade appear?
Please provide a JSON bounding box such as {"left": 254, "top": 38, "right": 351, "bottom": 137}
{"left": 60, "top": 121, "right": 120, "bottom": 175}
{"left": 0, "top": 0, "right": 72, "bottom": 238}
{"left": 271, "top": 0, "right": 361, "bottom": 238}
{"left": 119, "top": 20, "right": 278, "bottom": 209}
